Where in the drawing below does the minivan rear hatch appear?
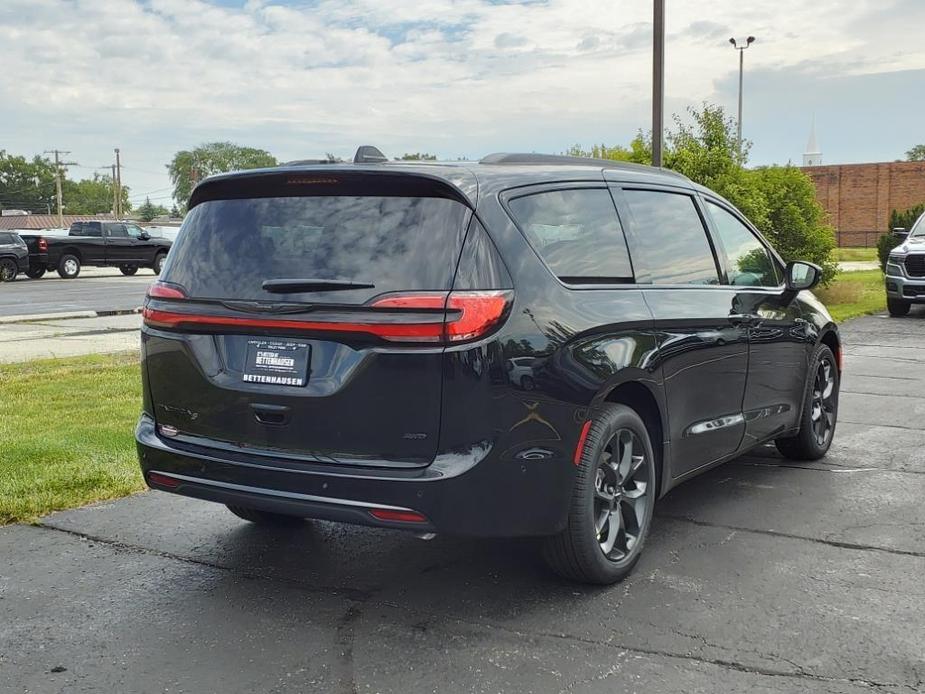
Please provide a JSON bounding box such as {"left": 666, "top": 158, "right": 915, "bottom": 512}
{"left": 144, "top": 170, "right": 481, "bottom": 468}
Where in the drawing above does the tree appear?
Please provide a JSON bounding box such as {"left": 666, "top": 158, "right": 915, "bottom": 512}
{"left": 395, "top": 152, "right": 438, "bottom": 161}
{"left": 167, "top": 142, "right": 277, "bottom": 210}
{"left": 569, "top": 104, "right": 837, "bottom": 282}
{"left": 566, "top": 136, "right": 649, "bottom": 164}
{"left": 0, "top": 151, "right": 56, "bottom": 213}
{"left": 906, "top": 144, "right": 925, "bottom": 161}
{"left": 61, "top": 174, "right": 131, "bottom": 215}
{"left": 137, "top": 196, "right": 170, "bottom": 222}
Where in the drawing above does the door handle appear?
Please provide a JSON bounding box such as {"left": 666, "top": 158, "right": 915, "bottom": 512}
{"left": 728, "top": 313, "right": 758, "bottom": 327}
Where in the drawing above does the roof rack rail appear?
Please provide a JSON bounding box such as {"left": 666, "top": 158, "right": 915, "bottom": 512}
{"left": 354, "top": 145, "right": 388, "bottom": 164}
{"left": 479, "top": 152, "right": 687, "bottom": 178}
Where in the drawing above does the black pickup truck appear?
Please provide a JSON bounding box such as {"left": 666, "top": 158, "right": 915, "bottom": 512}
{"left": 22, "top": 220, "right": 172, "bottom": 279}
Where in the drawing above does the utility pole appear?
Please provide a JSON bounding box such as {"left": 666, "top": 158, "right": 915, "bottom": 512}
{"left": 43, "top": 149, "right": 78, "bottom": 228}
{"left": 114, "top": 148, "right": 123, "bottom": 218}
{"left": 651, "top": 0, "right": 665, "bottom": 167}
{"left": 111, "top": 164, "right": 118, "bottom": 216}
{"left": 729, "top": 36, "right": 756, "bottom": 163}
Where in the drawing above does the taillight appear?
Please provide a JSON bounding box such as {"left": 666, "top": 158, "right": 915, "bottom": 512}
{"left": 38, "top": 237, "right": 48, "bottom": 252}
{"left": 143, "top": 288, "right": 512, "bottom": 344}
{"left": 146, "top": 282, "right": 187, "bottom": 300}
{"left": 371, "top": 290, "right": 512, "bottom": 343}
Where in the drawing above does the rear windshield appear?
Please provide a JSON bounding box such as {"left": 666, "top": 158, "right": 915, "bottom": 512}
{"left": 161, "top": 196, "right": 471, "bottom": 303}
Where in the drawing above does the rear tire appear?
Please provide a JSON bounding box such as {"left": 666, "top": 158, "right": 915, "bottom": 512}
{"left": 57, "top": 254, "right": 81, "bottom": 279}
{"left": 152, "top": 252, "right": 166, "bottom": 276}
{"left": 775, "top": 345, "right": 839, "bottom": 461}
{"left": 543, "top": 404, "right": 657, "bottom": 585}
{"left": 226, "top": 504, "right": 305, "bottom": 526}
{"left": 0, "top": 258, "right": 17, "bottom": 282}
{"left": 25, "top": 266, "right": 46, "bottom": 279}
{"left": 887, "top": 298, "right": 910, "bottom": 317}
{"left": 119, "top": 264, "right": 139, "bottom": 276}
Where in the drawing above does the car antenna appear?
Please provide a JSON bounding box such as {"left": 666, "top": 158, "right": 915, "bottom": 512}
{"left": 353, "top": 145, "right": 388, "bottom": 164}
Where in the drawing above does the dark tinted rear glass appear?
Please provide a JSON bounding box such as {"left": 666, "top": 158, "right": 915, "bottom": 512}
{"left": 507, "top": 188, "right": 633, "bottom": 283}
{"left": 162, "top": 196, "right": 471, "bottom": 303}
{"left": 0, "top": 233, "right": 10, "bottom": 244}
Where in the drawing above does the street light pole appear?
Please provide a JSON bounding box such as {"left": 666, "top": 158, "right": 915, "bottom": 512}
{"left": 652, "top": 0, "right": 665, "bottom": 167}
{"left": 729, "top": 35, "right": 755, "bottom": 163}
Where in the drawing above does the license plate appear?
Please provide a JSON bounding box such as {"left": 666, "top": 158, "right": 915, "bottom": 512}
{"left": 242, "top": 340, "right": 310, "bottom": 387}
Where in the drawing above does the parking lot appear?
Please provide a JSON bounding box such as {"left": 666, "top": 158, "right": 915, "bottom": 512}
{"left": 1, "top": 268, "right": 152, "bottom": 318}
{"left": 0, "top": 311, "right": 922, "bottom": 693}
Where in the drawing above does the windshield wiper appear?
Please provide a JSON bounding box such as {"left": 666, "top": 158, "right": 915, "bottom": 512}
{"left": 262, "top": 278, "right": 375, "bottom": 293}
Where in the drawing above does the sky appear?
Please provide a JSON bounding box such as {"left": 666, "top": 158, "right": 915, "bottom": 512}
{"left": 1, "top": 0, "right": 923, "bottom": 209}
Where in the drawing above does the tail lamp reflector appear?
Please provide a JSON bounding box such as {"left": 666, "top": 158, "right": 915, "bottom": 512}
{"left": 573, "top": 420, "right": 593, "bottom": 466}
{"left": 369, "top": 508, "right": 428, "bottom": 523}
{"left": 147, "top": 471, "right": 181, "bottom": 489}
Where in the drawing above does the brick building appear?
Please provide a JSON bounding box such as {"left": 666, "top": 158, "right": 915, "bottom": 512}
{"left": 801, "top": 161, "right": 925, "bottom": 246}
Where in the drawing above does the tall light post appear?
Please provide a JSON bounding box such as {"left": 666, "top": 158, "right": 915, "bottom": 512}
{"left": 729, "top": 35, "right": 755, "bottom": 163}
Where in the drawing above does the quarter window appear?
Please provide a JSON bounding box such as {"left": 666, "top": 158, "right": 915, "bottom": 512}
{"left": 507, "top": 188, "right": 633, "bottom": 283}
{"left": 706, "top": 201, "right": 781, "bottom": 287}
{"left": 622, "top": 190, "right": 719, "bottom": 285}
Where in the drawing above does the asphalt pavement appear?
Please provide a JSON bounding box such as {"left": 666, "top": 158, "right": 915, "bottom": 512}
{"left": 1, "top": 313, "right": 924, "bottom": 693}
{"left": 0, "top": 267, "right": 153, "bottom": 317}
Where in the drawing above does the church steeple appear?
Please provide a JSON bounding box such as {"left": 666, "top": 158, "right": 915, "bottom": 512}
{"left": 803, "top": 117, "right": 822, "bottom": 166}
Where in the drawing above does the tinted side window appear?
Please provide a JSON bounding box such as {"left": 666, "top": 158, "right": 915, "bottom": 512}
{"left": 81, "top": 222, "right": 102, "bottom": 237}
{"left": 0, "top": 233, "right": 10, "bottom": 244}
{"left": 706, "top": 201, "right": 780, "bottom": 287}
{"left": 69, "top": 223, "right": 84, "bottom": 236}
{"left": 507, "top": 188, "right": 633, "bottom": 283}
{"left": 623, "top": 190, "right": 719, "bottom": 285}
{"left": 107, "top": 223, "right": 128, "bottom": 238}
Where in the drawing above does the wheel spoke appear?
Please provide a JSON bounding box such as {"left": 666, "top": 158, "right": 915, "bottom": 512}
{"left": 617, "top": 431, "right": 634, "bottom": 480}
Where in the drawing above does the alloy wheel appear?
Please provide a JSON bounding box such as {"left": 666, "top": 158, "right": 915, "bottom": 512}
{"left": 64, "top": 259, "right": 78, "bottom": 276}
{"left": 810, "top": 357, "right": 837, "bottom": 447}
{"left": 593, "top": 428, "right": 651, "bottom": 562}
{"left": 0, "top": 260, "right": 15, "bottom": 281}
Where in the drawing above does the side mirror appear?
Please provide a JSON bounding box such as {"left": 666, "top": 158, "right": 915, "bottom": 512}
{"left": 139, "top": 232, "right": 150, "bottom": 240}
{"left": 892, "top": 227, "right": 909, "bottom": 240}
{"left": 785, "top": 261, "right": 821, "bottom": 292}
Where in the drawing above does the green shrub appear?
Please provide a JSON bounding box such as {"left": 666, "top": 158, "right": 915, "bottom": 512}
{"left": 877, "top": 234, "right": 901, "bottom": 271}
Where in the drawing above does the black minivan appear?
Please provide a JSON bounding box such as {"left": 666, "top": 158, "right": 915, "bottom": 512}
{"left": 137, "top": 151, "right": 840, "bottom": 584}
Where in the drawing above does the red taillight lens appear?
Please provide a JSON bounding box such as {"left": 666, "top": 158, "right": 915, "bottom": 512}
{"left": 38, "top": 237, "right": 48, "bottom": 252}
{"left": 446, "top": 291, "right": 512, "bottom": 342}
{"left": 370, "top": 289, "right": 512, "bottom": 343}
{"left": 147, "top": 282, "right": 187, "bottom": 300}
{"left": 369, "top": 508, "right": 428, "bottom": 523}
{"left": 143, "top": 288, "right": 512, "bottom": 344}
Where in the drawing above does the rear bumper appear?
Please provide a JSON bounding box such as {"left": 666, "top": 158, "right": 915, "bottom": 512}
{"left": 135, "top": 414, "right": 575, "bottom": 537}
{"left": 29, "top": 253, "right": 49, "bottom": 269}
{"left": 885, "top": 271, "right": 925, "bottom": 302}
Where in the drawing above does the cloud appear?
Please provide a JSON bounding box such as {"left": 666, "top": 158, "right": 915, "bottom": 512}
{"left": 0, "top": 0, "right": 922, "bottom": 202}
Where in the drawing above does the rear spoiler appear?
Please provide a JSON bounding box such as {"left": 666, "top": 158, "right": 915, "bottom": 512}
{"left": 188, "top": 169, "right": 475, "bottom": 210}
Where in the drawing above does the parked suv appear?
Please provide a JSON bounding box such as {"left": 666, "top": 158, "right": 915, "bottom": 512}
{"left": 884, "top": 211, "right": 925, "bottom": 316}
{"left": 0, "top": 231, "right": 29, "bottom": 282}
{"left": 137, "top": 150, "right": 841, "bottom": 584}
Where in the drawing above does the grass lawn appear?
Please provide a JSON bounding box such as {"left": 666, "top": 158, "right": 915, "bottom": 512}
{"left": 0, "top": 352, "right": 145, "bottom": 524}
{"left": 831, "top": 247, "right": 877, "bottom": 262}
{"left": 816, "top": 269, "right": 885, "bottom": 322}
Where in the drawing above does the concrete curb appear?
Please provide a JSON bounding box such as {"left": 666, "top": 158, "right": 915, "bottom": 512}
{"left": 0, "top": 307, "right": 143, "bottom": 324}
